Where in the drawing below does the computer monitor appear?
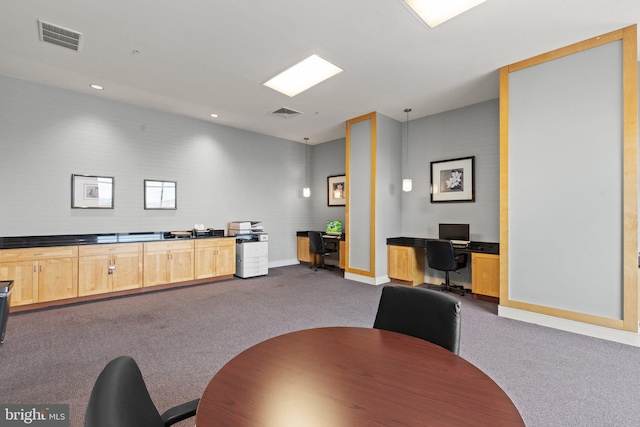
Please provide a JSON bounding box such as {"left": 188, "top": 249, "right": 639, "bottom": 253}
{"left": 326, "top": 219, "right": 343, "bottom": 235}
{"left": 438, "top": 223, "right": 469, "bottom": 241}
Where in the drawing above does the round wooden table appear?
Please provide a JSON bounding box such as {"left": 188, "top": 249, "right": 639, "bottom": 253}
{"left": 196, "top": 327, "right": 524, "bottom": 426}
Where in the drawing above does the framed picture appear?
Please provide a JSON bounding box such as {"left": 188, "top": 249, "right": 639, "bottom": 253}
{"left": 144, "top": 180, "right": 177, "bottom": 209}
{"left": 430, "top": 156, "right": 475, "bottom": 203}
{"left": 71, "top": 174, "right": 114, "bottom": 209}
{"left": 327, "top": 175, "right": 346, "bottom": 206}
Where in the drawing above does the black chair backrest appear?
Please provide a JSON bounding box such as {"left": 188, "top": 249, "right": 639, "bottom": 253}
{"left": 308, "top": 231, "right": 325, "bottom": 255}
{"left": 84, "top": 356, "right": 165, "bottom": 427}
{"left": 426, "top": 239, "right": 457, "bottom": 271}
{"left": 373, "top": 285, "right": 461, "bottom": 354}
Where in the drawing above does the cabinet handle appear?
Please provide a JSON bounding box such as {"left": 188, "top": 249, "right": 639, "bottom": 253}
{"left": 34, "top": 265, "right": 37, "bottom": 273}
{"left": 39, "top": 265, "right": 43, "bottom": 272}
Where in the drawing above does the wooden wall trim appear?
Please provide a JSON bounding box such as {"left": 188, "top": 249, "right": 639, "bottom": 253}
{"left": 500, "top": 25, "right": 638, "bottom": 332}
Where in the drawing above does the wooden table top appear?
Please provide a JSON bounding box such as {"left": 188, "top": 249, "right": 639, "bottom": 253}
{"left": 196, "top": 327, "right": 524, "bottom": 427}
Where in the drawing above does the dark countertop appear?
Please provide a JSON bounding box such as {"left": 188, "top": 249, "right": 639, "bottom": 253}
{"left": 297, "top": 231, "right": 345, "bottom": 240}
{"left": 387, "top": 237, "right": 499, "bottom": 255}
{"left": 0, "top": 230, "right": 230, "bottom": 250}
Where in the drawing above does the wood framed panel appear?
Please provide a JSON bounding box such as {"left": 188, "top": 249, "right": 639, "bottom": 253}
{"left": 500, "top": 25, "right": 638, "bottom": 332}
{"left": 345, "top": 112, "right": 377, "bottom": 278}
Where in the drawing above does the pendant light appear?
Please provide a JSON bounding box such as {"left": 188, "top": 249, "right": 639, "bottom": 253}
{"left": 403, "top": 108, "right": 413, "bottom": 192}
{"left": 303, "top": 137, "right": 311, "bottom": 197}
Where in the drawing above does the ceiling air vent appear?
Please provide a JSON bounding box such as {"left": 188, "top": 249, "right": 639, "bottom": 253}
{"left": 270, "top": 107, "right": 303, "bottom": 119}
{"left": 38, "top": 20, "right": 82, "bottom": 51}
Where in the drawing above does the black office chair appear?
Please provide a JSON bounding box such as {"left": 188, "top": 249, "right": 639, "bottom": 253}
{"left": 308, "top": 231, "right": 337, "bottom": 271}
{"left": 84, "top": 356, "right": 199, "bottom": 427}
{"left": 373, "top": 285, "right": 461, "bottom": 354}
{"left": 426, "top": 239, "right": 468, "bottom": 297}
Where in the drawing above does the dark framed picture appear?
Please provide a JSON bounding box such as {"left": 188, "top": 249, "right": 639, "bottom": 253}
{"left": 71, "top": 174, "right": 114, "bottom": 208}
{"left": 430, "top": 156, "right": 475, "bottom": 203}
{"left": 327, "top": 175, "right": 346, "bottom": 206}
{"left": 144, "top": 180, "right": 177, "bottom": 209}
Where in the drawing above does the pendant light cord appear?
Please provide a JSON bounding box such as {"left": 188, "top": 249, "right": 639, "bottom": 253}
{"left": 404, "top": 108, "right": 411, "bottom": 179}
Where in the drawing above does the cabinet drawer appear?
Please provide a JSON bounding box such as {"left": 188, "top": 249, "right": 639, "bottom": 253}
{"left": 79, "top": 243, "right": 143, "bottom": 257}
{"left": 0, "top": 246, "right": 78, "bottom": 263}
{"left": 194, "top": 238, "right": 235, "bottom": 249}
{"left": 144, "top": 240, "right": 194, "bottom": 252}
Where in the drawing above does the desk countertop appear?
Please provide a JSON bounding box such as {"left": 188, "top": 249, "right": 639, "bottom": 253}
{"left": 387, "top": 237, "right": 499, "bottom": 254}
{"left": 0, "top": 231, "right": 231, "bottom": 250}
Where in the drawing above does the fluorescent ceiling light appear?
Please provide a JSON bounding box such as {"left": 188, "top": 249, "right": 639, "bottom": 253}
{"left": 264, "top": 54, "right": 343, "bottom": 97}
{"left": 402, "top": 0, "right": 487, "bottom": 28}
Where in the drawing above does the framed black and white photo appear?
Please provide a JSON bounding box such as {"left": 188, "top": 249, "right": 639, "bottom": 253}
{"left": 430, "top": 156, "right": 475, "bottom": 203}
{"left": 144, "top": 180, "right": 177, "bottom": 209}
{"left": 327, "top": 175, "right": 346, "bottom": 206}
{"left": 71, "top": 174, "right": 114, "bottom": 208}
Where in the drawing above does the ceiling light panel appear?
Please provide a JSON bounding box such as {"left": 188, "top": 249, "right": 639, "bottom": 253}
{"left": 264, "top": 54, "right": 343, "bottom": 97}
{"left": 402, "top": 0, "right": 487, "bottom": 28}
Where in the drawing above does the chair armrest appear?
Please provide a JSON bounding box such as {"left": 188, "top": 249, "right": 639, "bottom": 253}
{"left": 454, "top": 253, "right": 468, "bottom": 269}
{"left": 160, "top": 398, "right": 200, "bottom": 426}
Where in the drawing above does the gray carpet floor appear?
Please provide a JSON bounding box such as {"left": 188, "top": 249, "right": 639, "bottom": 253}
{"left": 2, "top": 264, "right": 640, "bottom": 426}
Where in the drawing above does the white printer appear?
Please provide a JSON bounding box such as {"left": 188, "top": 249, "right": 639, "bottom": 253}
{"left": 229, "top": 221, "right": 268, "bottom": 278}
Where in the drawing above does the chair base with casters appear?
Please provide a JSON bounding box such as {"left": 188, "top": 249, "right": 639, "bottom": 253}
{"left": 308, "top": 231, "right": 337, "bottom": 272}
{"left": 427, "top": 271, "right": 466, "bottom": 296}
{"left": 84, "top": 355, "right": 199, "bottom": 427}
{"left": 426, "top": 240, "right": 468, "bottom": 297}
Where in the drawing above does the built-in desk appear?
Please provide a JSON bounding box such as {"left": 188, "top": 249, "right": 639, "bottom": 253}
{"left": 386, "top": 237, "right": 500, "bottom": 301}
{"left": 297, "top": 231, "right": 345, "bottom": 269}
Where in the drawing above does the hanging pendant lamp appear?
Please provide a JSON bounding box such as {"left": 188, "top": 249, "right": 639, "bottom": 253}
{"left": 403, "top": 108, "right": 413, "bottom": 192}
{"left": 303, "top": 137, "right": 311, "bottom": 197}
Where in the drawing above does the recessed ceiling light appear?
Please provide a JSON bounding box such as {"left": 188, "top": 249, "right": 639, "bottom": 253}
{"left": 402, "top": 0, "right": 487, "bottom": 28}
{"left": 90, "top": 84, "right": 104, "bottom": 90}
{"left": 263, "top": 54, "right": 343, "bottom": 97}
{"left": 210, "top": 113, "right": 219, "bottom": 118}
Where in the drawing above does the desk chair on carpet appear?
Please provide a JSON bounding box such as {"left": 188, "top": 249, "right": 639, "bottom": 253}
{"left": 373, "top": 285, "right": 461, "bottom": 354}
{"left": 308, "top": 231, "right": 337, "bottom": 271}
{"left": 426, "top": 239, "right": 468, "bottom": 297}
{"left": 84, "top": 356, "right": 199, "bottom": 427}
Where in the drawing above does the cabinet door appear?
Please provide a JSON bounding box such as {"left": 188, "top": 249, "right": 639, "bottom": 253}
{"left": 78, "top": 255, "right": 111, "bottom": 296}
{"left": 216, "top": 244, "right": 236, "bottom": 276}
{"left": 169, "top": 249, "right": 194, "bottom": 283}
{"left": 143, "top": 251, "right": 169, "bottom": 287}
{"left": 297, "top": 236, "right": 313, "bottom": 263}
{"left": 388, "top": 246, "right": 413, "bottom": 281}
{"left": 472, "top": 253, "right": 500, "bottom": 298}
{"left": 38, "top": 257, "right": 78, "bottom": 302}
{"left": 0, "top": 261, "right": 38, "bottom": 306}
{"left": 194, "top": 246, "right": 216, "bottom": 279}
{"left": 112, "top": 252, "right": 143, "bottom": 291}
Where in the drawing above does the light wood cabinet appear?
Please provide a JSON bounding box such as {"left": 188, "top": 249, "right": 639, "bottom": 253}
{"left": 0, "top": 246, "right": 78, "bottom": 306}
{"left": 472, "top": 253, "right": 500, "bottom": 299}
{"left": 194, "top": 238, "right": 236, "bottom": 279}
{"left": 339, "top": 241, "right": 346, "bottom": 269}
{"left": 297, "top": 236, "right": 314, "bottom": 263}
{"left": 387, "top": 245, "right": 425, "bottom": 286}
{"left": 78, "top": 243, "right": 143, "bottom": 296}
{"left": 143, "top": 240, "right": 194, "bottom": 287}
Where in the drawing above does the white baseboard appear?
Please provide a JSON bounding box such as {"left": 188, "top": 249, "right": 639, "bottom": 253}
{"left": 498, "top": 305, "right": 640, "bottom": 347}
{"left": 268, "top": 259, "right": 300, "bottom": 268}
{"left": 344, "top": 272, "right": 389, "bottom": 286}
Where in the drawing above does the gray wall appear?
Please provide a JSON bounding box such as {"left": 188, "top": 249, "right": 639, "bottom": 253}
{"left": 309, "top": 138, "right": 346, "bottom": 230}
{"left": 401, "top": 99, "right": 499, "bottom": 241}
{"left": 0, "top": 75, "right": 498, "bottom": 270}
{"left": 0, "top": 75, "right": 322, "bottom": 265}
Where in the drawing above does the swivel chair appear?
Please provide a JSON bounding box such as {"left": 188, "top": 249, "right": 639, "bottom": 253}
{"left": 426, "top": 239, "right": 468, "bottom": 297}
{"left": 373, "top": 285, "right": 461, "bottom": 354}
{"left": 308, "top": 231, "right": 337, "bottom": 271}
{"left": 84, "top": 356, "right": 199, "bottom": 427}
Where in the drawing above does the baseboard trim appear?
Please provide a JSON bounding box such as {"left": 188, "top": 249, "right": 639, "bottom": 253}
{"left": 498, "top": 305, "right": 640, "bottom": 347}
{"left": 344, "top": 272, "right": 389, "bottom": 286}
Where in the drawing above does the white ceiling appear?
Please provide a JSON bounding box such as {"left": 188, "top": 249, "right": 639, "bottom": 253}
{"left": 1, "top": 0, "right": 639, "bottom": 144}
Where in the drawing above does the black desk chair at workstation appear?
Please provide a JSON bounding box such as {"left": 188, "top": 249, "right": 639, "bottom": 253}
{"left": 426, "top": 239, "right": 468, "bottom": 297}
{"left": 374, "top": 285, "right": 462, "bottom": 354}
{"left": 308, "top": 231, "right": 337, "bottom": 271}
